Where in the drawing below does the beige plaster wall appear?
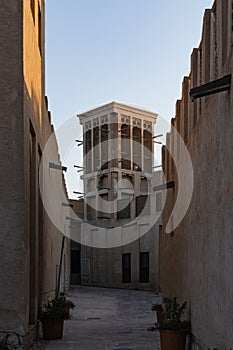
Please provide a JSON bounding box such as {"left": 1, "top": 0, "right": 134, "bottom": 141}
{"left": 0, "top": 1, "right": 70, "bottom": 348}
{"left": 162, "top": 1, "right": 233, "bottom": 348}
{"left": 80, "top": 225, "right": 160, "bottom": 292}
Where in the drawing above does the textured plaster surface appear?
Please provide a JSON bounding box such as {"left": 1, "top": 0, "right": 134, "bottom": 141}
{"left": 162, "top": 1, "right": 233, "bottom": 348}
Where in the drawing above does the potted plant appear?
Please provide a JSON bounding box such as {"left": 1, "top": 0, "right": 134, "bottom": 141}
{"left": 39, "top": 296, "right": 71, "bottom": 340}
{"left": 151, "top": 303, "right": 163, "bottom": 324}
{"left": 59, "top": 292, "right": 75, "bottom": 317}
{"left": 159, "top": 297, "right": 190, "bottom": 350}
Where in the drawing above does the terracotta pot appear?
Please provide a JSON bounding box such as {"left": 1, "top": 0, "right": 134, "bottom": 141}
{"left": 159, "top": 329, "right": 187, "bottom": 350}
{"left": 41, "top": 318, "right": 64, "bottom": 340}
{"left": 0, "top": 344, "right": 9, "bottom": 350}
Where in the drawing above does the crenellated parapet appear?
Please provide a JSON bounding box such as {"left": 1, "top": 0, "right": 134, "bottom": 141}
{"left": 163, "top": 0, "right": 233, "bottom": 185}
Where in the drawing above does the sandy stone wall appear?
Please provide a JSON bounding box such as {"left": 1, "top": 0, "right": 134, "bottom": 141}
{"left": 162, "top": 0, "right": 233, "bottom": 348}
{"left": 0, "top": 1, "right": 70, "bottom": 348}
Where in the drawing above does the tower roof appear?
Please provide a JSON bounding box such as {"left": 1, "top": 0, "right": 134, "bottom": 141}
{"left": 78, "top": 101, "right": 158, "bottom": 124}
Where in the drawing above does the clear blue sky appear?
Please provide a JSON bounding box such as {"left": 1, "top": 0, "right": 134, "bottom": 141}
{"left": 45, "top": 0, "right": 213, "bottom": 127}
{"left": 45, "top": 0, "right": 214, "bottom": 197}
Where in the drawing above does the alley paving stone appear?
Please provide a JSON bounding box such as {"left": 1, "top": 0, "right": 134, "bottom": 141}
{"left": 39, "top": 285, "right": 161, "bottom": 350}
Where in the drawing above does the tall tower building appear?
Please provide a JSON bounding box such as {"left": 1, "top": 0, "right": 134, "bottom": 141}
{"left": 79, "top": 102, "right": 157, "bottom": 222}
{"left": 75, "top": 102, "right": 162, "bottom": 291}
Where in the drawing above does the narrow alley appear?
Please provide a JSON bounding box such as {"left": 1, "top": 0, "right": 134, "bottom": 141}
{"left": 2, "top": 1, "right": 233, "bottom": 349}
{"left": 35, "top": 286, "right": 160, "bottom": 350}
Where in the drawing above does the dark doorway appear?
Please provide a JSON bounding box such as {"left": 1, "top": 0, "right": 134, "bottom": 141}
{"left": 122, "top": 253, "right": 131, "bottom": 283}
{"left": 140, "top": 252, "right": 149, "bottom": 283}
{"left": 71, "top": 250, "right": 81, "bottom": 284}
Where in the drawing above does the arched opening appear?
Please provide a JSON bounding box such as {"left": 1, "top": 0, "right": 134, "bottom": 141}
{"left": 133, "top": 126, "right": 141, "bottom": 171}
{"left": 143, "top": 130, "right": 152, "bottom": 173}
{"left": 121, "top": 124, "right": 131, "bottom": 170}
{"left": 93, "top": 126, "right": 99, "bottom": 172}
{"left": 85, "top": 129, "right": 92, "bottom": 173}
{"left": 101, "top": 124, "right": 109, "bottom": 170}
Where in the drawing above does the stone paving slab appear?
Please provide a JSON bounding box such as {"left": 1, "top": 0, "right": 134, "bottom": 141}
{"left": 35, "top": 286, "right": 161, "bottom": 350}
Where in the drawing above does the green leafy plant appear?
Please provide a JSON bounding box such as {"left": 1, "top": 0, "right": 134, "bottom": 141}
{"left": 59, "top": 292, "right": 75, "bottom": 309}
{"left": 159, "top": 297, "right": 190, "bottom": 332}
{"left": 39, "top": 294, "right": 74, "bottom": 320}
{"left": 162, "top": 297, "right": 186, "bottom": 322}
